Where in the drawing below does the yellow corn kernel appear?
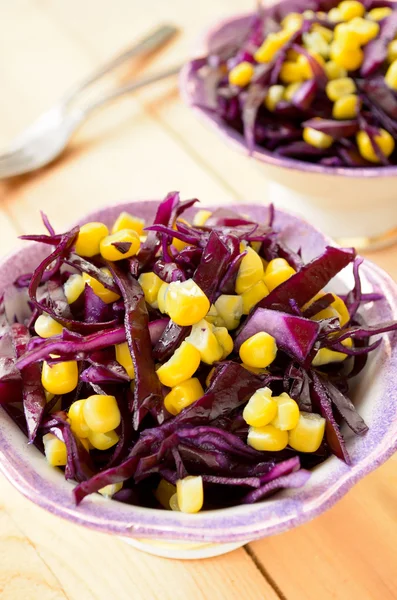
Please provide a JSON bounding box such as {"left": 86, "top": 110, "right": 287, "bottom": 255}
{"left": 164, "top": 377, "right": 204, "bottom": 416}
{"left": 265, "top": 84, "right": 285, "bottom": 111}
{"left": 112, "top": 211, "right": 145, "bottom": 236}
{"left": 325, "top": 60, "right": 347, "bottom": 80}
{"left": 385, "top": 59, "right": 397, "bottom": 90}
{"left": 172, "top": 218, "right": 191, "bottom": 252}
{"left": 239, "top": 331, "right": 278, "bottom": 369}
{"left": 328, "top": 7, "right": 343, "bottom": 21}
{"left": 68, "top": 400, "right": 90, "bottom": 438}
{"left": 387, "top": 39, "right": 397, "bottom": 63}
{"left": 98, "top": 482, "right": 123, "bottom": 498}
{"left": 115, "top": 342, "right": 135, "bottom": 379}
{"left": 247, "top": 424, "right": 289, "bottom": 452}
{"left": 186, "top": 319, "right": 223, "bottom": 364}
{"left": 255, "top": 30, "right": 292, "bottom": 63}
{"left": 356, "top": 128, "right": 395, "bottom": 162}
{"left": 312, "top": 24, "right": 334, "bottom": 44}
{"left": 312, "top": 337, "right": 353, "bottom": 366}
{"left": 312, "top": 305, "right": 341, "bottom": 321}
{"left": 235, "top": 247, "right": 264, "bottom": 294}
{"left": 338, "top": 0, "right": 365, "bottom": 20}
{"left": 155, "top": 479, "right": 177, "bottom": 509}
{"left": 263, "top": 258, "right": 296, "bottom": 292}
{"left": 157, "top": 282, "right": 169, "bottom": 314}
{"left": 330, "top": 41, "right": 363, "bottom": 70}
{"left": 243, "top": 387, "right": 277, "bottom": 427}
{"left": 165, "top": 279, "right": 210, "bottom": 326}
{"left": 271, "top": 393, "right": 300, "bottom": 430}
{"left": 75, "top": 222, "right": 109, "bottom": 258}
{"left": 206, "top": 304, "right": 225, "bottom": 327}
{"left": 317, "top": 10, "right": 328, "bottom": 19}
{"left": 348, "top": 16, "right": 379, "bottom": 43}
{"left": 43, "top": 433, "right": 67, "bottom": 467}
{"left": 289, "top": 411, "right": 326, "bottom": 452}
{"left": 303, "top": 126, "right": 334, "bottom": 149}
{"left": 157, "top": 341, "right": 201, "bottom": 387}
{"left": 333, "top": 94, "right": 359, "bottom": 119}
{"left": 334, "top": 23, "right": 362, "bottom": 48}
{"left": 282, "top": 12, "right": 304, "bottom": 31}
{"left": 176, "top": 475, "right": 204, "bottom": 514}
{"left": 297, "top": 52, "right": 326, "bottom": 79}
{"left": 367, "top": 6, "right": 392, "bottom": 21}
{"left": 214, "top": 294, "right": 243, "bottom": 330}
{"left": 326, "top": 76, "right": 356, "bottom": 101}
{"left": 80, "top": 437, "right": 91, "bottom": 452}
{"left": 279, "top": 61, "right": 307, "bottom": 83}
{"left": 251, "top": 241, "right": 262, "bottom": 253}
{"left": 228, "top": 61, "right": 255, "bottom": 86}
{"left": 34, "top": 314, "right": 63, "bottom": 338}
{"left": 138, "top": 272, "right": 163, "bottom": 307}
{"left": 241, "top": 280, "right": 269, "bottom": 315}
{"left": 284, "top": 82, "right": 302, "bottom": 102}
{"left": 302, "top": 31, "right": 330, "bottom": 58}
{"left": 100, "top": 229, "right": 141, "bottom": 261}
{"left": 331, "top": 294, "right": 350, "bottom": 326}
{"left": 212, "top": 326, "right": 234, "bottom": 359}
{"left": 88, "top": 429, "right": 119, "bottom": 451}
{"left": 241, "top": 364, "right": 268, "bottom": 375}
{"left": 42, "top": 360, "right": 78, "bottom": 395}
{"left": 193, "top": 209, "right": 212, "bottom": 226}
{"left": 82, "top": 268, "right": 120, "bottom": 304}
{"left": 83, "top": 395, "right": 121, "bottom": 434}
{"left": 286, "top": 48, "right": 301, "bottom": 61}
{"left": 45, "top": 391, "right": 54, "bottom": 404}
{"left": 169, "top": 493, "right": 180, "bottom": 511}
{"left": 64, "top": 273, "right": 85, "bottom": 304}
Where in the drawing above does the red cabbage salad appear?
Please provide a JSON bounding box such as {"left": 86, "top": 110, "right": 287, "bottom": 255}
{"left": 1, "top": 193, "right": 397, "bottom": 513}
{"left": 189, "top": 0, "right": 397, "bottom": 167}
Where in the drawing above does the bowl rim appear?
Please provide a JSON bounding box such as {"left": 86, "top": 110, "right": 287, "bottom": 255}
{"left": 179, "top": 10, "right": 397, "bottom": 180}
{"left": 1, "top": 200, "right": 397, "bottom": 543}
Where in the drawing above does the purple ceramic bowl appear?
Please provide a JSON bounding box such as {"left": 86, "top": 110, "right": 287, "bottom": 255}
{"left": 179, "top": 11, "right": 397, "bottom": 247}
{"left": 1, "top": 201, "right": 397, "bottom": 556}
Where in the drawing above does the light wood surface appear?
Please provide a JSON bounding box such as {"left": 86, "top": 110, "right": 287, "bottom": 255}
{"left": 0, "top": 2, "right": 396, "bottom": 599}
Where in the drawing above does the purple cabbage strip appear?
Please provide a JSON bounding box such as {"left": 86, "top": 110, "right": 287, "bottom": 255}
{"left": 318, "top": 375, "right": 368, "bottom": 435}
{"left": 361, "top": 10, "right": 397, "bottom": 77}
{"left": 242, "top": 467, "right": 310, "bottom": 503}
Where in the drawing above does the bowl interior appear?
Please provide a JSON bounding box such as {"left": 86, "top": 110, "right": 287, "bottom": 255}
{"left": 1, "top": 200, "right": 397, "bottom": 543}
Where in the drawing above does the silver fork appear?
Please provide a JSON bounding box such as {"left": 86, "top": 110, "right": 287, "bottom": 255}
{"left": 0, "top": 24, "right": 182, "bottom": 179}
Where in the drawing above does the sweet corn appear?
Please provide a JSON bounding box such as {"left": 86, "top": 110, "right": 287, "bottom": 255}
{"left": 328, "top": 7, "right": 342, "bottom": 21}
{"left": 333, "top": 94, "right": 359, "bottom": 119}
{"left": 303, "top": 9, "right": 316, "bottom": 18}
{"left": 75, "top": 222, "right": 109, "bottom": 257}
{"left": 64, "top": 273, "right": 85, "bottom": 304}
{"left": 303, "top": 126, "right": 334, "bottom": 148}
{"left": 312, "top": 337, "right": 353, "bottom": 366}
{"left": 34, "top": 314, "right": 63, "bottom": 338}
{"left": 88, "top": 429, "right": 119, "bottom": 450}
{"left": 193, "top": 209, "right": 212, "bottom": 226}
{"left": 385, "top": 59, "right": 397, "bottom": 90}
{"left": 367, "top": 6, "right": 392, "bottom": 21}
{"left": 186, "top": 319, "right": 223, "bottom": 364}
{"left": 100, "top": 229, "right": 141, "bottom": 261}
{"left": 271, "top": 393, "right": 300, "bottom": 430}
{"left": 287, "top": 48, "right": 301, "bottom": 61}
{"left": 42, "top": 360, "right": 78, "bottom": 395}
{"left": 387, "top": 39, "right": 397, "bottom": 63}
{"left": 239, "top": 331, "right": 278, "bottom": 369}
{"left": 326, "top": 77, "right": 356, "bottom": 101}
{"left": 281, "top": 12, "right": 304, "bottom": 31}
{"left": 68, "top": 400, "right": 90, "bottom": 438}
{"left": 176, "top": 476, "right": 204, "bottom": 514}
{"left": 330, "top": 41, "right": 363, "bottom": 70}
{"left": 255, "top": 30, "right": 292, "bottom": 63}
{"left": 265, "top": 84, "right": 285, "bottom": 111}
{"left": 298, "top": 51, "right": 326, "bottom": 79}
{"left": 43, "top": 433, "right": 67, "bottom": 467}
{"left": 214, "top": 294, "right": 243, "bottom": 330}
{"left": 157, "top": 341, "right": 201, "bottom": 387}
{"left": 338, "top": 0, "right": 365, "bottom": 20}
{"left": 356, "top": 128, "right": 395, "bottom": 162}
{"left": 334, "top": 23, "right": 362, "bottom": 49}
{"left": 157, "top": 282, "right": 169, "bottom": 314}
{"left": 325, "top": 60, "right": 347, "bottom": 80}
{"left": 243, "top": 387, "right": 277, "bottom": 427}
{"left": 172, "top": 218, "right": 191, "bottom": 252}
{"left": 212, "top": 326, "right": 234, "bottom": 359}
{"left": 302, "top": 31, "right": 330, "bottom": 58}
{"left": 331, "top": 294, "right": 350, "bottom": 326}
{"left": 312, "top": 305, "right": 341, "bottom": 321}
{"left": 111, "top": 211, "right": 145, "bottom": 236}
{"left": 206, "top": 304, "right": 225, "bottom": 327}
{"left": 165, "top": 279, "right": 210, "bottom": 326}
{"left": 241, "top": 280, "right": 269, "bottom": 314}
{"left": 155, "top": 479, "right": 177, "bottom": 509}
{"left": 284, "top": 82, "right": 302, "bottom": 102}
{"left": 247, "top": 424, "right": 289, "bottom": 452}
{"left": 235, "top": 247, "right": 264, "bottom": 294}
{"left": 138, "top": 272, "right": 163, "bottom": 307}
{"left": 169, "top": 493, "right": 180, "bottom": 511}
{"left": 164, "top": 377, "right": 204, "bottom": 415}
{"left": 115, "top": 342, "right": 135, "bottom": 379}
{"left": 279, "top": 61, "right": 307, "bottom": 83}
{"left": 98, "top": 482, "right": 123, "bottom": 497}
{"left": 348, "top": 17, "right": 379, "bottom": 44}
{"left": 83, "top": 268, "right": 120, "bottom": 304}
{"left": 83, "top": 395, "right": 121, "bottom": 434}
{"left": 80, "top": 437, "right": 91, "bottom": 452}
{"left": 241, "top": 364, "right": 268, "bottom": 375}
{"left": 229, "top": 61, "right": 255, "bottom": 87}
{"left": 312, "top": 24, "right": 334, "bottom": 44}
{"left": 289, "top": 411, "right": 326, "bottom": 452}
{"left": 263, "top": 258, "right": 296, "bottom": 292}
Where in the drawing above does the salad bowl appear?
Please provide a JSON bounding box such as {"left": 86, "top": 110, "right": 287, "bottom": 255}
{"left": 1, "top": 200, "right": 397, "bottom": 559}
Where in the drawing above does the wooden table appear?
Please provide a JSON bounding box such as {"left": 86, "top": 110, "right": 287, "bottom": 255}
{"left": 1, "top": 2, "right": 396, "bottom": 598}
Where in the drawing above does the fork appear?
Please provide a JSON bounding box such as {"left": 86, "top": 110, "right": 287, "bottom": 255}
{"left": 0, "top": 24, "right": 182, "bottom": 179}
